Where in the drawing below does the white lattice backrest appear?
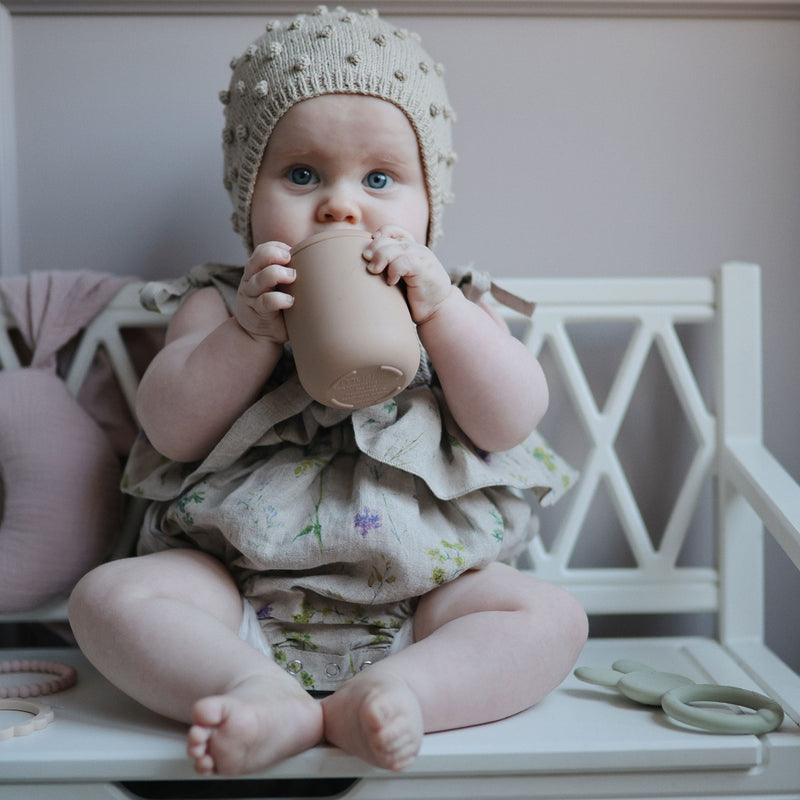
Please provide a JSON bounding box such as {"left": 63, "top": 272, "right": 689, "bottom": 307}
{"left": 1, "top": 266, "right": 760, "bottom": 624}
{"left": 491, "top": 269, "right": 740, "bottom": 618}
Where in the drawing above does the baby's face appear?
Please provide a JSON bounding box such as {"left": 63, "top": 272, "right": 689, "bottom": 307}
{"left": 250, "top": 95, "right": 429, "bottom": 250}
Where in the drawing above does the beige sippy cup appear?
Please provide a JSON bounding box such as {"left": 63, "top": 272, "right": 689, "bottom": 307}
{"left": 285, "top": 229, "right": 420, "bottom": 409}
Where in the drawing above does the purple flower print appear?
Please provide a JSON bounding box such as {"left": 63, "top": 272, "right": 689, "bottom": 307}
{"left": 355, "top": 508, "right": 381, "bottom": 538}
{"left": 256, "top": 604, "right": 273, "bottom": 620}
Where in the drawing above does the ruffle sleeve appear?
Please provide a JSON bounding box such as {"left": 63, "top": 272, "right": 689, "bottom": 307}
{"left": 351, "top": 389, "right": 576, "bottom": 505}
{"left": 123, "top": 377, "right": 575, "bottom": 506}
{"left": 139, "top": 262, "right": 243, "bottom": 316}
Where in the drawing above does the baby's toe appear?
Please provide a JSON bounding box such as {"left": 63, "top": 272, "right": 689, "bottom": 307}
{"left": 188, "top": 723, "right": 211, "bottom": 744}
{"left": 193, "top": 752, "right": 216, "bottom": 776}
{"left": 382, "top": 728, "right": 420, "bottom": 769}
{"left": 192, "top": 696, "right": 227, "bottom": 727}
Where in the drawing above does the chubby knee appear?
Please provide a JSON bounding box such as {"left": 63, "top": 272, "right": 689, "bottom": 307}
{"left": 545, "top": 582, "right": 589, "bottom": 656}
{"left": 507, "top": 576, "right": 587, "bottom": 705}
{"left": 516, "top": 573, "right": 587, "bottom": 638}
{"left": 68, "top": 559, "right": 137, "bottom": 629}
{"left": 483, "top": 567, "right": 588, "bottom": 673}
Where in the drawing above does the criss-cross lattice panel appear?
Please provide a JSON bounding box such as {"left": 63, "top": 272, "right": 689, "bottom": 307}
{"left": 495, "top": 275, "right": 719, "bottom": 616}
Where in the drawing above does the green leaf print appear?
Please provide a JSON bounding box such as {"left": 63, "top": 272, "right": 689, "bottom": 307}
{"left": 291, "top": 596, "right": 335, "bottom": 625}
{"left": 360, "top": 398, "right": 398, "bottom": 426}
{"left": 448, "top": 433, "right": 468, "bottom": 451}
{"left": 533, "top": 446, "right": 557, "bottom": 472}
{"left": 300, "top": 672, "right": 316, "bottom": 690}
{"left": 294, "top": 457, "right": 329, "bottom": 477}
{"left": 489, "top": 506, "right": 505, "bottom": 542}
{"left": 383, "top": 432, "right": 424, "bottom": 468}
{"left": 366, "top": 618, "right": 402, "bottom": 646}
{"left": 271, "top": 645, "right": 316, "bottom": 689}
{"left": 381, "top": 492, "right": 403, "bottom": 543}
{"left": 292, "top": 599, "right": 315, "bottom": 625}
{"left": 294, "top": 521, "right": 323, "bottom": 552}
{"left": 171, "top": 490, "right": 205, "bottom": 526}
{"left": 427, "top": 539, "right": 467, "bottom": 586}
{"left": 283, "top": 630, "right": 319, "bottom": 652}
{"left": 293, "top": 472, "right": 325, "bottom": 552}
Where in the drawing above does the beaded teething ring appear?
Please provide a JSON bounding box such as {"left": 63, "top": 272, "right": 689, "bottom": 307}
{"left": 0, "top": 659, "right": 77, "bottom": 698}
{"left": 0, "top": 660, "right": 76, "bottom": 741}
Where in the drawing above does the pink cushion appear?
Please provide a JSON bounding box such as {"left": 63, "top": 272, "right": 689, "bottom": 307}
{"left": 0, "top": 369, "right": 122, "bottom": 612}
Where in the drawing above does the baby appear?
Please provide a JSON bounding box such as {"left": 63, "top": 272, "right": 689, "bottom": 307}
{"left": 69, "top": 6, "right": 588, "bottom": 777}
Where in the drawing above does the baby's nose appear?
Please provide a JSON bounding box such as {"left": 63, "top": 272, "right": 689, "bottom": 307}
{"left": 317, "top": 187, "right": 361, "bottom": 224}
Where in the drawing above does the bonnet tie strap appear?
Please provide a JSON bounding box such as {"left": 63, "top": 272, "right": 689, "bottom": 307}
{"left": 450, "top": 267, "right": 535, "bottom": 318}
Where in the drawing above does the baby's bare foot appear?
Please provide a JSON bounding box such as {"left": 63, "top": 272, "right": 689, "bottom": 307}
{"left": 322, "top": 673, "right": 423, "bottom": 771}
{"left": 187, "top": 672, "right": 323, "bottom": 776}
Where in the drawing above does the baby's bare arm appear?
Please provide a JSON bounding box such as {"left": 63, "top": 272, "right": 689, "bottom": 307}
{"left": 366, "top": 226, "right": 547, "bottom": 452}
{"left": 418, "top": 291, "right": 548, "bottom": 452}
{"left": 138, "top": 243, "right": 296, "bottom": 462}
{"left": 136, "top": 287, "right": 283, "bottom": 462}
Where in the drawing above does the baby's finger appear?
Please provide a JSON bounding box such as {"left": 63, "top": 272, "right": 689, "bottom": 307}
{"left": 244, "top": 241, "right": 291, "bottom": 281}
{"left": 250, "top": 287, "right": 295, "bottom": 313}
{"left": 242, "top": 263, "right": 296, "bottom": 298}
{"left": 365, "top": 238, "right": 420, "bottom": 285}
{"left": 362, "top": 225, "right": 414, "bottom": 264}
{"left": 372, "top": 224, "right": 416, "bottom": 243}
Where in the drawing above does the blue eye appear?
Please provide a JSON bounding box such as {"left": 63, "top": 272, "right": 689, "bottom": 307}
{"left": 364, "top": 171, "right": 393, "bottom": 190}
{"left": 288, "top": 167, "right": 317, "bottom": 186}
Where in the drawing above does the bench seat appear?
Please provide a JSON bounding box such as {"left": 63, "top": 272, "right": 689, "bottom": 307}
{"left": 1, "top": 635, "right": 798, "bottom": 799}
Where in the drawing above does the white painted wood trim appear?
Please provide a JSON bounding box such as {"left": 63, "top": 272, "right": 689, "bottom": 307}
{"left": 716, "top": 262, "right": 766, "bottom": 645}
{"left": 725, "top": 437, "right": 800, "bottom": 571}
{"left": 493, "top": 277, "right": 715, "bottom": 308}
{"left": 729, "top": 639, "right": 800, "bottom": 723}
{"left": 4, "top": 0, "right": 800, "bottom": 17}
{"left": 0, "top": 4, "right": 20, "bottom": 277}
{"left": 716, "top": 263, "right": 763, "bottom": 442}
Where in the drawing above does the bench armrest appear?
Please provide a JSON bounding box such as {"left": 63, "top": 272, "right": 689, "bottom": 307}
{"left": 723, "top": 437, "right": 800, "bottom": 570}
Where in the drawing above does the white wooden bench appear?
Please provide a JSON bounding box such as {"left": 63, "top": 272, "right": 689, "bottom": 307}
{"left": 1, "top": 263, "right": 799, "bottom": 799}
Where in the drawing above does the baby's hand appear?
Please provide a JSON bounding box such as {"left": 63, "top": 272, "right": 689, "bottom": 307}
{"left": 364, "top": 225, "right": 452, "bottom": 324}
{"left": 237, "top": 241, "right": 295, "bottom": 343}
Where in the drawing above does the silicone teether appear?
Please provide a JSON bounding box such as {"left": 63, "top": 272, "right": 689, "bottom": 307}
{"left": 0, "top": 659, "right": 77, "bottom": 698}
{"left": 0, "top": 700, "right": 54, "bottom": 740}
{"left": 574, "top": 659, "right": 784, "bottom": 735}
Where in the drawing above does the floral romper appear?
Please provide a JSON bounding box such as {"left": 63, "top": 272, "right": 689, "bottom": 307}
{"left": 122, "top": 264, "right": 577, "bottom": 691}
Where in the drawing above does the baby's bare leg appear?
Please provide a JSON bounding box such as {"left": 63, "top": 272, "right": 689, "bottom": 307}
{"left": 69, "top": 550, "right": 323, "bottom": 775}
{"left": 322, "top": 562, "right": 587, "bottom": 769}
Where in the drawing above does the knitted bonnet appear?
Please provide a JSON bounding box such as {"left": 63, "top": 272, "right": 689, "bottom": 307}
{"left": 221, "top": 5, "right": 456, "bottom": 251}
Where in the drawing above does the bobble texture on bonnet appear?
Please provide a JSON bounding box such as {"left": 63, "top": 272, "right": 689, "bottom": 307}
{"left": 221, "top": 5, "right": 456, "bottom": 251}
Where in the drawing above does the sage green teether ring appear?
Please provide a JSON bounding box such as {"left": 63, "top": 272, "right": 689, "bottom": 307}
{"left": 574, "top": 659, "right": 784, "bottom": 735}
{"left": 617, "top": 670, "right": 694, "bottom": 706}
{"left": 661, "top": 684, "right": 784, "bottom": 734}
{"left": 574, "top": 663, "right": 694, "bottom": 705}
